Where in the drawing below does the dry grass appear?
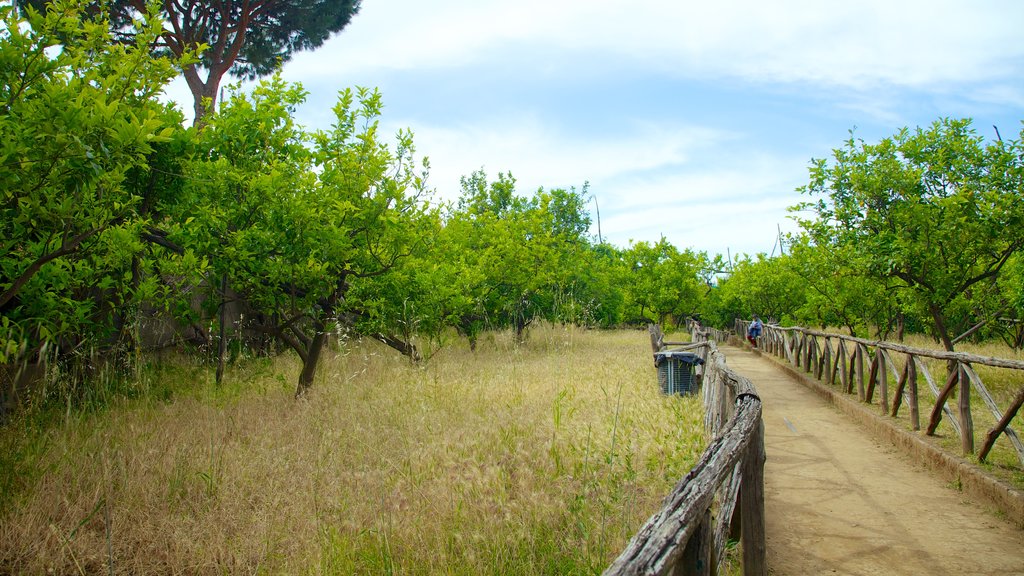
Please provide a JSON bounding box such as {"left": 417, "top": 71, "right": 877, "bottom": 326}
{"left": 0, "top": 326, "right": 707, "bottom": 575}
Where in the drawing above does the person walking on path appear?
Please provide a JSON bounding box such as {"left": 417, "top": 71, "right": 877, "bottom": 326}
{"left": 747, "top": 315, "right": 763, "bottom": 347}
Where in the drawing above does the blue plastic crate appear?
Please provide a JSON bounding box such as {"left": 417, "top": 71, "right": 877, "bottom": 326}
{"left": 654, "top": 351, "right": 704, "bottom": 395}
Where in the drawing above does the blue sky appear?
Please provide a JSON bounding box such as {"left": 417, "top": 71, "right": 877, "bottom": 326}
{"left": 164, "top": 0, "right": 1024, "bottom": 259}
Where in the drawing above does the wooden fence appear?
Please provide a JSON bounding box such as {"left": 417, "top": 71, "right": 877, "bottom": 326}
{"left": 604, "top": 324, "right": 766, "bottom": 576}
{"left": 736, "top": 319, "right": 1024, "bottom": 467}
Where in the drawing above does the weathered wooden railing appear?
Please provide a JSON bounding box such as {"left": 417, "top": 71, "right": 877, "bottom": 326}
{"left": 604, "top": 324, "right": 765, "bottom": 576}
{"left": 736, "top": 319, "right": 1024, "bottom": 467}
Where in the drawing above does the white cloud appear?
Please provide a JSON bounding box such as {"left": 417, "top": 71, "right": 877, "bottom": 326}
{"left": 595, "top": 153, "right": 809, "bottom": 256}
{"left": 287, "top": 0, "right": 1024, "bottom": 99}
{"left": 395, "top": 114, "right": 733, "bottom": 201}
{"left": 154, "top": 0, "right": 1022, "bottom": 259}
{"left": 378, "top": 112, "right": 803, "bottom": 256}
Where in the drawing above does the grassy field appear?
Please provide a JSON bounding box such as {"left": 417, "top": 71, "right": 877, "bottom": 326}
{"left": 0, "top": 326, "right": 707, "bottom": 575}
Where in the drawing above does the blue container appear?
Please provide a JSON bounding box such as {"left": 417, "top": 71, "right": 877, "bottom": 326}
{"left": 654, "top": 351, "right": 704, "bottom": 395}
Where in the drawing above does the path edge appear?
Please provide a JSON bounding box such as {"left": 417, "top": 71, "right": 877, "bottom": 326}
{"left": 744, "top": 344, "right": 1024, "bottom": 529}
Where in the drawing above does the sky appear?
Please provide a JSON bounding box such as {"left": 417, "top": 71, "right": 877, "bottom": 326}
{"left": 163, "top": 0, "right": 1024, "bottom": 259}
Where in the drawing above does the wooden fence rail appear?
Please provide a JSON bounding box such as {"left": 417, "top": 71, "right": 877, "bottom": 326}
{"left": 737, "top": 319, "right": 1024, "bottom": 467}
{"left": 604, "top": 324, "right": 766, "bottom": 576}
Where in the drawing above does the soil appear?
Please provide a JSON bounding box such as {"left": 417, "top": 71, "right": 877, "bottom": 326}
{"left": 722, "top": 345, "right": 1024, "bottom": 576}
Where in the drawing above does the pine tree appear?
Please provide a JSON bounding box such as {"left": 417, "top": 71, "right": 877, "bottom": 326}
{"left": 23, "top": 0, "right": 361, "bottom": 123}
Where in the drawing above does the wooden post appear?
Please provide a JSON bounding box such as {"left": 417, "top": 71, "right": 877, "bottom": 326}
{"left": 741, "top": 421, "right": 767, "bottom": 576}
{"left": 865, "top": 351, "right": 879, "bottom": 403}
{"left": 878, "top": 350, "right": 889, "bottom": 415}
{"left": 980, "top": 387, "right": 1024, "bottom": 462}
{"left": 908, "top": 357, "right": 920, "bottom": 431}
{"left": 891, "top": 359, "right": 909, "bottom": 417}
{"left": 677, "top": 509, "right": 715, "bottom": 576}
{"left": 823, "top": 339, "right": 833, "bottom": 386}
{"left": 839, "top": 344, "right": 850, "bottom": 393}
{"left": 650, "top": 324, "right": 665, "bottom": 353}
{"left": 927, "top": 366, "right": 961, "bottom": 436}
{"left": 959, "top": 363, "right": 974, "bottom": 455}
{"left": 809, "top": 337, "right": 819, "bottom": 377}
{"left": 855, "top": 346, "right": 865, "bottom": 401}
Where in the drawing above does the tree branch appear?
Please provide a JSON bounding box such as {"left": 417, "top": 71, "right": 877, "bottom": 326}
{"left": 0, "top": 228, "right": 102, "bottom": 310}
{"left": 140, "top": 226, "right": 185, "bottom": 254}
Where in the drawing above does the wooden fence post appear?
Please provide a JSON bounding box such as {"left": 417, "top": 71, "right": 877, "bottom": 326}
{"left": 650, "top": 324, "right": 665, "bottom": 353}
{"left": 838, "top": 343, "right": 849, "bottom": 392}
{"left": 878, "top": 350, "right": 889, "bottom": 415}
{"left": 677, "top": 509, "right": 715, "bottom": 576}
{"left": 809, "top": 336, "right": 819, "bottom": 376}
{"left": 907, "top": 357, "right": 920, "bottom": 431}
{"left": 823, "top": 339, "right": 833, "bottom": 386}
{"left": 865, "top": 350, "right": 879, "bottom": 403}
{"left": 741, "top": 420, "right": 767, "bottom": 576}
{"left": 855, "top": 345, "right": 866, "bottom": 400}
{"left": 959, "top": 363, "right": 974, "bottom": 455}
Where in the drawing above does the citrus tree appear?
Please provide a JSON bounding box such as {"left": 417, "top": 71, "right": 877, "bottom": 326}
{"left": 0, "top": 2, "right": 194, "bottom": 370}
{"left": 175, "top": 77, "right": 430, "bottom": 395}
{"left": 621, "top": 238, "right": 708, "bottom": 326}
{"left": 795, "top": 119, "right": 1024, "bottom": 351}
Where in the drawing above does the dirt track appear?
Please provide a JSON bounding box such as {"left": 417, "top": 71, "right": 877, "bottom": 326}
{"left": 721, "top": 345, "right": 1024, "bottom": 576}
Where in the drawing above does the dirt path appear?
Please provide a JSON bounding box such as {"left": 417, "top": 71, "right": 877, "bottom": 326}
{"left": 720, "top": 345, "right": 1024, "bottom": 576}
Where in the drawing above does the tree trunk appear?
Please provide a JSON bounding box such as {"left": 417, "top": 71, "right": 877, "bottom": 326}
{"left": 515, "top": 316, "right": 530, "bottom": 344}
{"left": 457, "top": 316, "right": 479, "bottom": 352}
{"left": 929, "top": 303, "right": 957, "bottom": 377}
{"left": 295, "top": 331, "right": 327, "bottom": 398}
{"left": 215, "top": 273, "right": 228, "bottom": 386}
{"left": 183, "top": 64, "right": 227, "bottom": 127}
{"left": 375, "top": 333, "right": 421, "bottom": 362}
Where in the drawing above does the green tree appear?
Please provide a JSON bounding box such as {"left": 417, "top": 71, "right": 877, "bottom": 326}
{"left": 795, "top": 119, "right": 1024, "bottom": 351}
{"left": 445, "top": 171, "right": 543, "bottom": 343}
{"left": 23, "top": 0, "right": 361, "bottom": 121}
{"left": 440, "top": 172, "right": 606, "bottom": 345}
{"left": 997, "top": 254, "right": 1024, "bottom": 349}
{"left": 174, "top": 78, "right": 429, "bottom": 395}
{"left": 621, "top": 238, "right": 708, "bottom": 326}
{"left": 0, "top": 2, "right": 192, "bottom": 368}
{"left": 705, "top": 253, "right": 805, "bottom": 327}
{"left": 345, "top": 208, "right": 445, "bottom": 361}
{"left": 785, "top": 238, "right": 897, "bottom": 337}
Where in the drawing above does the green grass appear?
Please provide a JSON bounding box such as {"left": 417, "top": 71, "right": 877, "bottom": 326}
{"left": 0, "top": 326, "right": 707, "bottom": 574}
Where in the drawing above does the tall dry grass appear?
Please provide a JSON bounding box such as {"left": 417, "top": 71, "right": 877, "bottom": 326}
{"left": 0, "top": 326, "right": 706, "bottom": 574}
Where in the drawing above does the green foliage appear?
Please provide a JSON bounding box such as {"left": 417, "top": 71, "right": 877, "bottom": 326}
{"left": 784, "top": 238, "right": 893, "bottom": 336}
{"left": 22, "top": 0, "right": 362, "bottom": 120}
{"left": 0, "top": 1, "right": 192, "bottom": 366}
{"left": 438, "top": 171, "right": 612, "bottom": 345}
{"left": 173, "top": 77, "right": 431, "bottom": 392}
{"left": 793, "top": 118, "right": 1024, "bottom": 349}
{"left": 701, "top": 252, "right": 804, "bottom": 328}
{"left": 620, "top": 238, "right": 710, "bottom": 326}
